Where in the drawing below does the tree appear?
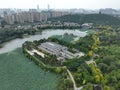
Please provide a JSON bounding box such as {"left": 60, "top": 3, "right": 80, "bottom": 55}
{"left": 65, "top": 78, "right": 73, "bottom": 88}
{"left": 95, "top": 75, "right": 101, "bottom": 83}
{"left": 55, "top": 67, "right": 62, "bottom": 74}
{"left": 88, "top": 50, "right": 94, "bottom": 57}
{"left": 103, "top": 85, "right": 110, "bottom": 90}
{"left": 82, "top": 83, "right": 93, "bottom": 90}
{"left": 98, "top": 63, "right": 108, "bottom": 73}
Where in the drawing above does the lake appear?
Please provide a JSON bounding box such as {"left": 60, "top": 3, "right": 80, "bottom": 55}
{"left": 0, "top": 29, "right": 87, "bottom": 54}
{"left": 0, "top": 48, "right": 60, "bottom": 90}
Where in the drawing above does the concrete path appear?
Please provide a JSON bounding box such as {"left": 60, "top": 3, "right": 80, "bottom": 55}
{"left": 67, "top": 69, "right": 83, "bottom": 90}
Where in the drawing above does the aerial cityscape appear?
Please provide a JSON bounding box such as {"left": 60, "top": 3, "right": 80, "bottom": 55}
{"left": 0, "top": 0, "right": 120, "bottom": 90}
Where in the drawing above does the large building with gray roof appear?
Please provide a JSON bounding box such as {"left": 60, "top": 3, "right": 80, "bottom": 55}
{"left": 39, "top": 42, "right": 75, "bottom": 59}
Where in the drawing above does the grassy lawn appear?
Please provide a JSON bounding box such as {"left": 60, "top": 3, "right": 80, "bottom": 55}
{"left": 86, "top": 30, "right": 95, "bottom": 35}
{"left": 51, "top": 35, "right": 77, "bottom": 43}
{"left": 0, "top": 48, "right": 60, "bottom": 90}
{"left": 79, "top": 29, "right": 95, "bottom": 35}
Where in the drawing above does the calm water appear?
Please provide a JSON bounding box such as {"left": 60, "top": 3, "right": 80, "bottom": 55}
{"left": 0, "top": 48, "right": 59, "bottom": 90}
{"left": 0, "top": 29, "right": 87, "bottom": 54}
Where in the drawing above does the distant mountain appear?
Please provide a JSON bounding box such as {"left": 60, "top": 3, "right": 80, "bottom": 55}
{"left": 49, "top": 14, "right": 120, "bottom": 25}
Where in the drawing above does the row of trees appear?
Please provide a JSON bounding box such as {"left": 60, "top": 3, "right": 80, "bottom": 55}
{"left": 38, "top": 25, "right": 81, "bottom": 30}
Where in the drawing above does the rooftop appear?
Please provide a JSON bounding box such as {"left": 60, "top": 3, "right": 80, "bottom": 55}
{"left": 39, "top": 42, "right": 78, "bottom": 60}
{"left": 40, "top": 42, "right": 64, "bottom": 52}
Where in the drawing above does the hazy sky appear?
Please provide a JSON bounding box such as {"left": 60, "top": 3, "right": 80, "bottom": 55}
{"left": 0, "top": 0, "right": 120, "bottom": 9}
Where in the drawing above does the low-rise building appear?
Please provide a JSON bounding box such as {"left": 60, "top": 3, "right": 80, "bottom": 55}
{"left": 39, "top": 42, "right": 67, "bottom": 55}
{"left": 81, "top": 23, "right": 93, "bottom": 29}
{"left": 39, "top": 42, "right": 75, "bottom": 60}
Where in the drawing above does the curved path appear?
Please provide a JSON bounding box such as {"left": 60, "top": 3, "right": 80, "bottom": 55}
{"left": 67, "top": 69, "right": 83, "bottom": 90}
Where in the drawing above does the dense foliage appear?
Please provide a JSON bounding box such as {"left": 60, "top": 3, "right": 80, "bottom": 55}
{"left": 49, "top": 14, "right": 120, "bottom": 25}
{"left": 0, "top": 29, "right": 36, "bottom": 44}
{"left": 94, "top": 27, "right": 120, "bottom": 90}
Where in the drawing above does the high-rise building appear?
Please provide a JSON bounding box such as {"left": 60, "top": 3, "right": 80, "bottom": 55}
{"left": 37, "top": 5, "right": 39, "bottom": 11}
{"left": 48, "top": 4, "right": 50, "bottom": 11}
{"left": 4, "top": 11, "right": 14, "bottom": 24}
{"left": 13, "top": 13, "right": 24, "bottom": 23}
{"left": 41, "top": 13, "right": 47, "bottom": 21}
{"left": 3, "top": 9, "right": 70, "bottom": 24}
{"left": 0, "top": 19, "right": 2, "bottom": 26}
{"left": 3, "top": 11, "right": 8, "bottom": 17}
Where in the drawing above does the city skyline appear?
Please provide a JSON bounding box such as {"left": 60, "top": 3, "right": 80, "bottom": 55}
{"left": 0, "top": 0, "right": 120, "bottom": 9}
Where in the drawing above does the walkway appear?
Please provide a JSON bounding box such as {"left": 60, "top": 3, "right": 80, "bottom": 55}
{"left": 86, "top": 53, "right": 98, "bottom": 66}
{"left": 67, "top": 69, "right": 83, "bottom": 90}
{"left": 26, "top": 49, "right": 45, "bottom": 58}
